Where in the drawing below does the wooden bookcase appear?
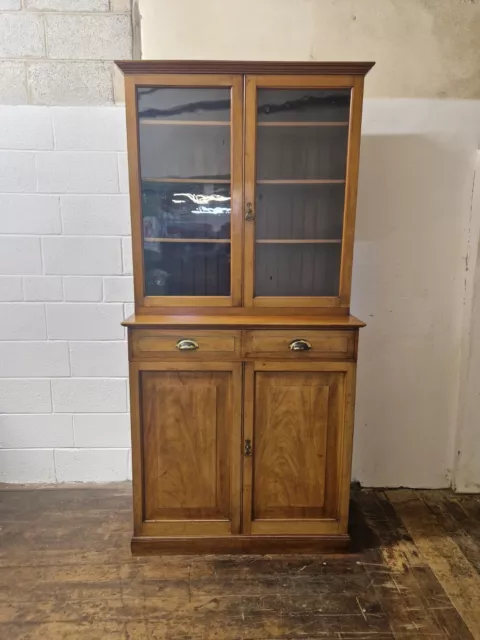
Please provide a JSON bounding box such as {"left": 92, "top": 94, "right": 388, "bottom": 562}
{"left": 116, "top": 60, "right": 374, "bottom": 554}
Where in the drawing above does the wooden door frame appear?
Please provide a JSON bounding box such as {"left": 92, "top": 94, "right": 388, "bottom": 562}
{"left": 124, "top": 73, "right": 244, "bottom": 313}
{"left": 243, "top": 74, "right": 364, "bottom": 310}
{"left": 242, "top": 360, "right": 356, "bottom": 536}
{"left": 129, "top": 359, "right": 243, "bottom": 537}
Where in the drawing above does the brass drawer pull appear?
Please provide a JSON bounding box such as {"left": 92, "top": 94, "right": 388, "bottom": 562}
{"left": 176, "top": 339, "right": 199, "bottom": 351}
{"left": 289, "top": 339, "right": 312, "bottom": 351}
{"left": 244, "top": 439, "right": 252, "bottom": 456}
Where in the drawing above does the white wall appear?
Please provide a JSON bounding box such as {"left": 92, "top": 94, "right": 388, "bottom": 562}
{"left": 352, "top": 101, "right": 479, "bottom": 487}
{"left": 136, "top": 0, "right": 480, "bottom": 489}
{"left": 0, "top": 1, "right": 133, "bottom": 483}
{"left": 0, "top": 105, "right": 133, "bottom": 483}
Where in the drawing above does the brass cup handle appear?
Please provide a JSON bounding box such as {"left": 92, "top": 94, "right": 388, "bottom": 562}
{"left": 289, "top": 339, "right": 312, "bottom": 351}
{"left": 245, "top": 202, "right": 254, "bottom": 221}
{"left": 176, "top": 339, "right": 199, "bottom": 351}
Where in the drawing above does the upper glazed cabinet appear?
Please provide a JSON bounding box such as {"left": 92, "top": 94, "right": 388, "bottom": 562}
{"left": 121, "top": 63, "right": 372, "bottom": 312}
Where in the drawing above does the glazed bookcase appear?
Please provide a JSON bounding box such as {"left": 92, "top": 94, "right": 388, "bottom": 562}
{"left": 117, "top": 60, "right": 374, "bottom": 554}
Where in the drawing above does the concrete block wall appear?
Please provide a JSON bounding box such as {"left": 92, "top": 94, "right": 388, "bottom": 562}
{"left": 0, "top": 0, "right": 131, "bottom": 105}
{"left": 0, "top": 1, "right": 134, "bottom": 482}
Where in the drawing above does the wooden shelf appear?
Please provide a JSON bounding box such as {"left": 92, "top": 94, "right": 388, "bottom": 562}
{"left": 144, "top": 237, "right": 230, "bottom": 243}
{"left": 256, "top": 239, "right": 342, "bottom": 244}
{"left": 140, "top": 119, "right": 230, "bottom": 126}
{"left": 258, "top": 121, "right": 349, "bottom": 127}
{"left": 257, "top": 179, "right": 345, "bottom": 185}
{"left": 142, "top": 178, "right": 231, "bottom": 184}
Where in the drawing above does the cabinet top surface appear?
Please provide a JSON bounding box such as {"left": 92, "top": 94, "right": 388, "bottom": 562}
{"left": 122, "top": 314, "right": 366, "bottom": 329}
{"left": 115, "top": 60, "right": 375, "bottom": 76}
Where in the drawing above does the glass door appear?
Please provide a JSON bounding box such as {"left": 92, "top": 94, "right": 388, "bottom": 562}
{"left": 128, "top": 75, "right": 243, "bottom": 309}
{"left": 244, "top": 75, "right": 362, "bottom": 308}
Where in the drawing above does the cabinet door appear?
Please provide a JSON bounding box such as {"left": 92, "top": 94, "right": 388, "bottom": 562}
{"left": 125, "top": 74, "right": 243, "bottom": 310}
{"left": 243, "top": 75, "right": 364, "bottom": 308}
{"left": 243, "top": 361, "right": 355, "bottom": 535}
{"left": 130, "top": 362, "right": 242, "bottom": 537}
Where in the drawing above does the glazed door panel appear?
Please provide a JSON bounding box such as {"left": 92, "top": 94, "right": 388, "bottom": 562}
{"left": 125, "top": 74, "right": 243, "bottom": 310}
{"left": 135, "top": 362, "right": 242, "bottom": 536}
{"left": 243, "top": 361, "right": 355, "bottom": 535}
{"left": 243, "top": 75, "right": 364, "bottom": 308}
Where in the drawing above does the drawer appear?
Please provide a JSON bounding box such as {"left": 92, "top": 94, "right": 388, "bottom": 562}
{"left": 131, "top": 329, "right": 241, "bottom": 360}
{"left": 243, "top": 330, "right": 355, "bottom": 359}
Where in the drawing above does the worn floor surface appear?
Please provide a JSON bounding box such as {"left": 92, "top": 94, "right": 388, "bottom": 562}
{"left": 1, "top": 485, "right": 480, "bottom": 639}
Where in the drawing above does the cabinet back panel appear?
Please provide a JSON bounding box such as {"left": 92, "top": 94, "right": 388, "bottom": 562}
{"left": 256, "top": 126, "right": 348, "bottom": 181}
{"left": 255, "top": 243, "right": 341, "bottom": 297}
{"left": 256, "top": 183, "right": 344, "bottom": 241}
{"left": 144, "top": 241, "right": 231, "bottom": 297}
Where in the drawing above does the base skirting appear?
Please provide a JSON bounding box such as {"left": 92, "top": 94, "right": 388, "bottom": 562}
{"left": 131, "top": 534, "right": 350, "bottom": 555}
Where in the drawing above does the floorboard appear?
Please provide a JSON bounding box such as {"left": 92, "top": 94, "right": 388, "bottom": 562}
{"left": 0, "top": 484, "right": 478, "bottom": 639}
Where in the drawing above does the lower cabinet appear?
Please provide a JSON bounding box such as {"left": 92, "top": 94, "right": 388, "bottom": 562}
{"left": 129, "top": 335, "right": 358, "bottom": 553}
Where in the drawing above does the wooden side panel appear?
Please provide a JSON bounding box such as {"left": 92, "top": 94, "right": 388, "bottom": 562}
{"left": 138, "top": 364, "right": 241, "bottom": 536}
{"left": 254, "top": 372, "right": 329, "bottom": 518}
{"left": 244, "top": 361, "right": 354, "bottom": 536}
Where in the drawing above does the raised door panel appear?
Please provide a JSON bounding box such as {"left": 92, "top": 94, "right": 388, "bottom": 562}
{"left": 243, "top": 361, "right": 355, "bottom": 535}
{"left": 135, "top": 362, "right": 241, "bottom": 536}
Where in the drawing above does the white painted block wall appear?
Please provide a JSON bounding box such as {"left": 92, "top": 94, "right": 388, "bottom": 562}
{"left": 0, "top": 105, "right": 132, "bottom": 482}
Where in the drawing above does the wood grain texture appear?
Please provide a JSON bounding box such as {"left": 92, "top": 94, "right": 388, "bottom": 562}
{"left": 3, "top": 484, "right": 479, "bottom": 638}
{"left": 243, "top": 329, "right": 355, "bottom": 359}
{"left": 339, "top": 76, "right": 365, "bottom": 305}
{"left": 132, "top": 534, "right": 349, "bottom": 554}
{"left": 116, "top": 60, "right": 376, "bottom": 76}
{"left": 242, "top": 362, "right": 353, "bottom": 537}
{"left": 135, "top": 362, "right": 241, "bottom": 537}
{"left": 253, "top": 372, "right": 329, "bottom": 518}
{"left": 128, "top": 306, "right": 353, "bottom": 317}
{"left": 123, "top": 314, "right": 366, "bottom": 328}
{"left": 131, "top": 329, "right": 241, "bottom": 360}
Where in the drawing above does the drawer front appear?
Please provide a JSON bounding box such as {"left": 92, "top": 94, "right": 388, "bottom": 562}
{"left": 131, "top": 329, "right": 241, "bottom": 360}
{"left": 243, "top": 330, "right": 355, "bottom": 359}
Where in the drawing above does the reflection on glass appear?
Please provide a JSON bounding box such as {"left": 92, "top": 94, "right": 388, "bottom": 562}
{"left": 137, "top": 86, "right": 232, "bottom": 297}
{"left": 142, "top": 182, "right": 231, "bottom": 240}
{"left": 145, "top": 242, "right": 231, "bottom": 297}
{"left": 255, "top": 243, "right": 341, "bottom": 297}
{"left": 256, "top": 184, "right": 344, "bottom": 240}
{"left": 138, "top": 87, "right": 230, "bottom": 121}
{"left": 257, "top": 89, "right": 351, "bottom": 122}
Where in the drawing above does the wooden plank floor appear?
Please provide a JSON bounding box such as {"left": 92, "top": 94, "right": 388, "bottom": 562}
{"left": 0, "top": 484, "right": 479, "bottom": 639}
